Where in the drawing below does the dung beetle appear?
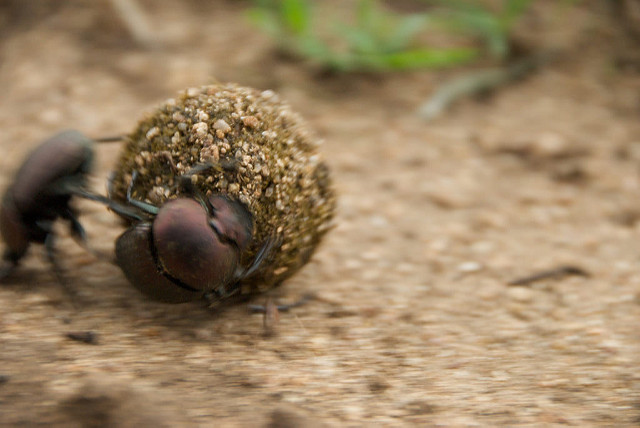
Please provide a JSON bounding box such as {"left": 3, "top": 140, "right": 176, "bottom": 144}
{"left": 0, "top": 130, "right": 121, "bottom": 295}
{"left": 109, "top": 166, "right": 278, "bottom": 305}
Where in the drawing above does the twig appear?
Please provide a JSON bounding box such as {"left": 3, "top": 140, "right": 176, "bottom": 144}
{"left": 418, "top": 50, "right": 556, "bottom": 121}
{"left": 507, "top": 265, "right": 590, "bottom": 286}
{"left": 108, "top": 0, "right": 161, "bottom": 49}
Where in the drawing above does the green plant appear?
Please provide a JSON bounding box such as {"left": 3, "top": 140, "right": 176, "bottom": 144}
{"left": 248, "top": 0, "right": 576, "bottom": 73}
{"left": 247, "top": 0, "right": 478, "bottom": 72}
{"left": 426, "top": 0, "right": 534, "bottom": 59}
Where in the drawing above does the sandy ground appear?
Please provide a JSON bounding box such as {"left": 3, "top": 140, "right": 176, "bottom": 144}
{"left": 0, "top": 1, "right": 639, "bottom": 426}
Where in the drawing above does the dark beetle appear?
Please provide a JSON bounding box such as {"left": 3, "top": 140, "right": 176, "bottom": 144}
{"left": 110, "top": 169, "right": 277, "bottom": 304}
{"left": 0, "top": 130, "right": 118, "bottom": 289}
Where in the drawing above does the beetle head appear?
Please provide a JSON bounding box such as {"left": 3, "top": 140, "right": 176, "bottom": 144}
{"left": 207, "top": 195, "right": 253, "bottom": 251}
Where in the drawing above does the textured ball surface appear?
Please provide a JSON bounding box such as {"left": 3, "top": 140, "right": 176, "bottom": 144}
{"left": 110, "top": 84, "right": 335, "bottom": 294}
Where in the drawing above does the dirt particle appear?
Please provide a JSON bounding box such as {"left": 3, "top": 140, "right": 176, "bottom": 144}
{"left": 58, "top": 376, "right": 183, "bottom": 427}
{"left": 243, "top": 115, "right": 260, "bottom": 128}
{"left": 192, "top": 122, "right": 209, "bottom": 138}
{"left": 145, "top": 127, "right": 160, "bottom": 140}
{"left": 404, "top": 400, "right": 438, "bottom": 416}
{"left": 265, "top": 406, "right": 326, "bottom": 428}
{"left": 213, "top": 119, "right": 231, "bottom": 133}
{"left": 507, "top": 286, "right": 534, "bottom": 303}
{"left": 227, "top": 182, "right": 240, "bottom": 193}
{"left": 457, "top": 261, "right": 483, "bottom": 273}
{"left": 65, "top": 331, "right": 98, "bottom": 345}
{"left": 368, "top": 377, "right": 390, "bottom": 393}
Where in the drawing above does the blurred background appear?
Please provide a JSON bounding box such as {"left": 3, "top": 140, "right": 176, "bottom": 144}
{"left": 0, "top": 1, "right": 639, "bottom": 426}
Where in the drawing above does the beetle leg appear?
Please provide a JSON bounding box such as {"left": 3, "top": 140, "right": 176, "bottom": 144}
{"left": 125, "top": 171, "right": 159, "bottom": 215}
{"left": 235, "top": 235, "right": 281, "bottom": 281}
{"left": 0, "top": 260, "right": 17, "bottom": 281}
{"left": 202, "top": 289, "right": 222, "bottom": 307}
{"left": 248, "top": 294, "right": 313, "bottom": 313}
{"left": 63, "top": 207, "right": 88, "bottom": 246}
{"left": 204, "top": 235, "right": 280, "bottom": 307}
{"left": 203, "top": 285, "right": 241, "bottom": 308}
{"left": 64, "top": 206, "right": 113, "bottom": 264}
{"left": 106, "top": 171, "right": 116, "bottom": 199}
{"left": 66, "top": 183, "right": 147, "bottom": 222}
{"left": 43, "top": 231, "right": 79, "bottom": 304}
{"left": 61, "top": 206, "right": 110, "bottom": 262}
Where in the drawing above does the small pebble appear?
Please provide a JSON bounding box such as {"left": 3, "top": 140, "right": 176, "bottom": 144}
{"left": 507, "top": 286, "right": 534, "bottom": 303}
{"left": 457, "top": 261, "right": 483, "bottom": 273}
{"left": 213, "top": 119, "right": 231, "bottom": 133}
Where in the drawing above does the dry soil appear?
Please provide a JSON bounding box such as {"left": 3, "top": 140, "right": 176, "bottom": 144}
{"left": 0, "top": 1, "right": 639, "bottom": 427}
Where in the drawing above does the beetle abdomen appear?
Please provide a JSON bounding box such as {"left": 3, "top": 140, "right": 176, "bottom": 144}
{"left": 115, "top": 223, "right": 201, "bottom": 303}
{"left": 11, "top": 130, "right": 93, "bottom": 214}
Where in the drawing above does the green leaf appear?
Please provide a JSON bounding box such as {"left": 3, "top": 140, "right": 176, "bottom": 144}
{"left": 502, "top": 0, "right": 533, "bottom": 26}
{"left": 427, "top": 0, "right": 487, "bottom": 15}
{"left": 281, "top": 0, "right": 311, "bottom": 35}
{"left": 335, "top": 23, "right": 379, "bottom": 55}
{"left": 429, "top": 7, "right": 509, "bottom": 59}
{"left": 246, "top": 8, "right": 282, "bottom": 39}
{"left": 356, "top": 0, "right": 378, "bottom": 33}
{"left": 369, "top": 47, "right": 478, "bottom": 70}
{"left": 386, "top": 14, "right": 430, "bottom": 52}
{"left": 296, "top": 35, "right": 333, "bottom": 61}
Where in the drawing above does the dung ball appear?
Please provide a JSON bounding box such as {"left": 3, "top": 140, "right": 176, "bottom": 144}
{"left": 109, "top": 83, "right": 336, "bottom": 296}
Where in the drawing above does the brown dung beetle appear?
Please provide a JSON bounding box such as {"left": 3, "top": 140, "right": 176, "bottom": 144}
{"left": 0, "top": 130, "right": 120, "bottom": 295}
{"left": 108, "top": 166, "right": 278, "bottom": 305}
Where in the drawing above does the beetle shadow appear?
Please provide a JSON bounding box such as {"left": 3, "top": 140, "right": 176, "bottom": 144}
{"left": 0, "top": 267, "right": 58, "bottom": 291}
{"left": 113, "top": 291, "right": 275, "bottom": 338}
